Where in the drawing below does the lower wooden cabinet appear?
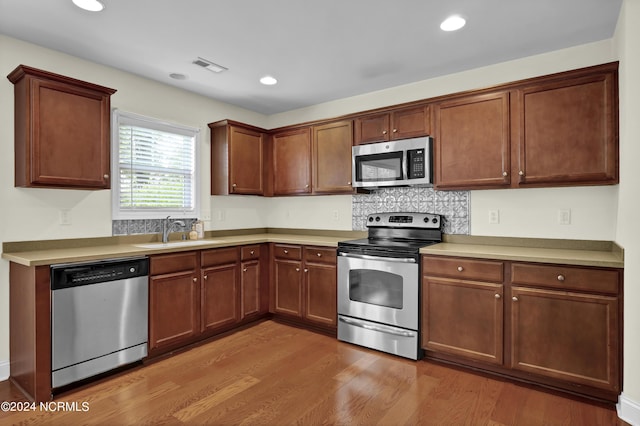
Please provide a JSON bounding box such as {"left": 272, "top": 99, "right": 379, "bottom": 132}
{"left": 149, "top": 244, "right": 268, "bottom": 357}
{"left": 271, "top": 244, "right": 337, "bottom": 330}
{"left": 421, "top": 255, "right": 622, "bottom": 402}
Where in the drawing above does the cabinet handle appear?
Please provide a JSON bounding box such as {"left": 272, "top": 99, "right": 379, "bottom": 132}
{"left": 457, "top": 266, "right": 464, "bottom": 272}
{"left": 502, "top": 171, "right": 508, "bottom": 177}
{"left": 243, "top": 268, "right": 247, "bottom": 272}
{"left": 103, "top": 174, "right": 109, "bottom": 179}
{"left": 512, "top": 296, "right": 518, "bottom": 302}
{"left": 557, "top": 274, "right": 565, "bottom": 281}
{"left": 495, "top": 294, "right": 501, "bottom": 299}
{"left": 284, "top": 249, "right": 289, "bottom": 254}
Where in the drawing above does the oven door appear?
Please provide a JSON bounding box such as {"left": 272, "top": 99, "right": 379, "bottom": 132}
{"left": 337, "top": 253, "right": 418, "bottom": 330}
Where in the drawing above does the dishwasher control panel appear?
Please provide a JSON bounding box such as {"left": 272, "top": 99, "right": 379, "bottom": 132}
{"left": 51, "top": 257, "right": 149, "bottom": 289}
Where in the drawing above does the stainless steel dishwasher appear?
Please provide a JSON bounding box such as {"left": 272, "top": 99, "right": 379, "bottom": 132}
{"left": 51, "top": 257, "right": 149, "bottom": 388}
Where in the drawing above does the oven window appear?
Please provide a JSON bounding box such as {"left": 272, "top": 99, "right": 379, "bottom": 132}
{"left": 348, "top": 269, "right": 403, "bottom": 309}
{"left": 355, "top": 152, "right": 403, "bottom": 182}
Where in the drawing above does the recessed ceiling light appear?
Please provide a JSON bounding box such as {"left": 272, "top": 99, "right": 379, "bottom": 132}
{"left": 440, "top": 15, "right": 466, "bottom": 31}
{"left": 72, "top": 0, "right": 105, "bottom": 12}
{"left": 169, "top": 73, "right": 187, "bottom": 80}
{"left": 260, "top": 75, "right": 278, "bottom": 86}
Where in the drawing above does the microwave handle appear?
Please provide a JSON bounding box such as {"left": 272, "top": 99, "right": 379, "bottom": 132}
{"left": 403, "top": 149, "right": 409, "bottom": 180}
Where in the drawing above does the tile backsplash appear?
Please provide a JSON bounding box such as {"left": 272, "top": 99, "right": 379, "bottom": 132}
{"left": 352, "top": 187, "right": 470, "bottom": 234}
{"left": 112, "top": 218, "right": 197, "bottom": 236}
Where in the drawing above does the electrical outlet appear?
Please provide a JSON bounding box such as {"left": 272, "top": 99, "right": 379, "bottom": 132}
{"left": 217, "top": 210, "right": 226, "bottom": 222}
{"left": 59, "top": 209, "right": 71, "bottom": 225}
{"left": 488, "top": 209, "right": 500, "bottom": 224}
{"left": 201, "top": 210, "right": 212, "bottom": 221}
{"left": 558, "top": 209, "right": 571, "bottom": 225}
{"left": 332, "top": 210, "right": 339, "bottom": 221}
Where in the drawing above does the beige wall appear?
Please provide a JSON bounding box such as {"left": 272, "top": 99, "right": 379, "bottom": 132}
{"left": 614, "top": 0, "right": 640, "bottom": 417}
{"left": 0, "top": 11, "right": 634, "bottom": 414}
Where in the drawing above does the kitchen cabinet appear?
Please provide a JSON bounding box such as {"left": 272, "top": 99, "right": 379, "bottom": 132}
{"left": 209, "top": 120, "right": 268, "bottom": 195}
{"left": 422, "top": 256, "right": 505, "bottom": 365}
{"left": 7, "top": 65, "right": 116, "bottom": 189}
{"left": 354, "top": 104, "right": 430, "bottom": 145}
{"left": 312, "top": 120, "right": 354, "bottom": 194}
{"left": 421, "top": 254, "right": 623, "bottom": 402}
{"left": 516, "top": 64, "right": 618, "bottom": 187}
{"left": 271, "top": 244, "right": 337, "bottom": 330}
{"left": 149, "top": 252, "right": 200, "bottom": 355}
{"left": 272, "top": 128, "right": 312, "bottom": 195}
{"left": 433, "top": 62, "right": 618, "bottom": 190}
{"left": 240, "top": 244, "right": 268, "bottom": 320}
{"left": 434, "top": 92, "right": 511, "bottom": 189}
{"left": 510, "top": 262, "right": 621, "bottom": 393}
{"left": 201, "top": 247, "right": 240, "bottom": 333}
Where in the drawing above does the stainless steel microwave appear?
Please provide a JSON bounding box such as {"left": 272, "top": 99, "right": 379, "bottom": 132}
{"left": 352, "top": 136, "right": 433, "bottom": 188}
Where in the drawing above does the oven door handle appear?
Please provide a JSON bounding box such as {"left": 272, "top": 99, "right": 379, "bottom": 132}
{"left": 338, "top": 252, "right": 416, "bottom": 263}
{"left": 339, "top": 316, "right": 416, "bottom": 338}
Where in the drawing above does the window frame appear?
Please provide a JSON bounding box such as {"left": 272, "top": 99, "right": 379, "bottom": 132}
{"left": 111, "top": 109, "right": 201, "bottom": 220}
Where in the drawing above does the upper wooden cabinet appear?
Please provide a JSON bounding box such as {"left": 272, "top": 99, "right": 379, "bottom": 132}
{"left": 312, "top": 120, "right": 354, "bottom": 194}
{"left": 354, "top": 104, "right": 430, "bottom": 144}
{"left": 516, "top": 66, "right": 618, "bottom": 187}
{"left": 272, "top": 127, "right": 312, "bottom": 195}
{"left": 434, "top": 92, "right": 511, "bottom": 189}
{"left": 433, "top": 62, "right": 618, "bottom": 190}
{"left": 7, "top": 65, "right": 116, "bottom": 189}
{"left": 209, "top": 120, "right": 267, "bottom": 195}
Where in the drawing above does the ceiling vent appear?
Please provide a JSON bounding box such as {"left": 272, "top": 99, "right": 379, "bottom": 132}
{"left": 193, "top": 57, "right": 228, "bottom": 73}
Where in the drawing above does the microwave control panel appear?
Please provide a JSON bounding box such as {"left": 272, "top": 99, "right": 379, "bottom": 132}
{"left": 407, "top": 149, "right": 425, "bottom": 179}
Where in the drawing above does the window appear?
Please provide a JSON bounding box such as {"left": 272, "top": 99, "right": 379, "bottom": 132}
{"left": 112, "top": 110, "right": 200, "bottom": 220}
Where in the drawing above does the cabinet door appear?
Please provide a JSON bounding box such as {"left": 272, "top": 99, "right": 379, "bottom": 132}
{"left": 241, "top": 260, "right": 261, "bottom": 320}
{"left": 517, "top": 70, "right": 618, "bottom": 186}
{"left": 434, "top": 92, "right": 510, "bottom": 189}
{"left": 201, "top": 263, "right": 239, "bottom": 332}
{"left": 16, "top": 76, "right": 112, "bottom": 189}
{"left": 303, "top": 262, "right": 337, "bottom": 327}
{"left": 273, "top": 259, "right": 303, "bottom": 317}
{"left": 510, "top": 286, "right": 620, "bottom": 392}
{"left": 391, "top": 105, "right": 430, "bottom": 140}
{"left": 422, "top": 277, "right": 503, "bottom": 365}
{"left": 149, "top": 271, "right": 199, "bottom": 351}
{"left": 272, "top": 128, "right": 312, "bottom": 194}
{"left": 354, "top": 113, "right": 390, "bottom": 144}
{"left": 312, "top": 120, "right": 353, "bottom": 194}
{"left": 229, "top": 125, "right": 264, "bottom": 194}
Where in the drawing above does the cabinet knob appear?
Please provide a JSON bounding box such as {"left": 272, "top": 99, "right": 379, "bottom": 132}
{"left": 392, "top": 128, "right": 397, "bottom": 133}
{"left": 347, "top": 181, "right": 352, "bottom": 185}
{"left": 495, "top": 294, "right": 501, "bottom": 299}
{"left": 284, "top": 249, "right": 289, "bottom": 254}
{"left": 512, "top": 296, "right": 518, "bottom": 302}
{"left": 317, "top": 253, "right": 322, "bottom": 257}
{"left": 250, "top": 250, "right": 255, "bottom": 255}
{"left": 518, "top": 171, "right": 524, "bottom": 176}
{"left": 243, "top": 268, "right": 247, "bottom": 272}
{"left": 203, "top": 275, "right": 208, "bottom": 280}
{"left": 305, "top": 184, "right": 309, "bottom": 188}
{"left": 502, "top": 171, "right": 508, "bottom": 177}
{"left": 304, "top": 268, "right": 308, "bottom": 273}
{"left": 457, "top": 266, "right": 464, "bottom": 272}
{"left": 296, "top": 268, "right": 300, "bottom": 272}
{"left": 193, "top": 278, "right": 197, "bottom": 282}
{"left": 557, "top": 274, "right": 565, "bottom": 281}
{"left": 382, "top": 130, "right": 388, "bottom": 135}
{"left": 103, "top": 174, "right": 109, "bottom": 179}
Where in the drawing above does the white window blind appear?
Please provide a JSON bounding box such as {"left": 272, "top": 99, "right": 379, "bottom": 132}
{"left": 112, "top": 110, "right": 200, "bottom": 220}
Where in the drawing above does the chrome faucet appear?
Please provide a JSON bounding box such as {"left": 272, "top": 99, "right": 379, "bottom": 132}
{"left": 162, "top": 216, "right": 186, "bottom": 243}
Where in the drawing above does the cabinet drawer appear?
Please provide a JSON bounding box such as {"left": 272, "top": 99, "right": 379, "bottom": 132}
{"left": 201, "top": 247, "right": 239, "bottom": 268}
{"left": 511, "top": 263, "right": 620, "bottom": 294}
{"left": 241, "top": 245, "right": 261, "bottom": 261}
{"left": 273, "top": 244, "right": 302, "bottom": 260}
{"left": 303, "top": 246, "right": 336, "bottom": 265}
{"left": 423, "top": 256, "right": 504, "bottom": 283}
{"left": 151, "top": 251, "right": 198, "bottom": 275}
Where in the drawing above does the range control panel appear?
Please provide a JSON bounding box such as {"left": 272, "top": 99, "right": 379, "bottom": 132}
{"left": 366, "top": 212, "right": 441, "bottom": 229}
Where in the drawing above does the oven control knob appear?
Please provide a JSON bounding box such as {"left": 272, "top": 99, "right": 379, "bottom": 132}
{"left": 423, "top": 217, "right": 429, "bottom": 223}
{"left": 375, "top": 216, "right": 381, "bottom": 222}
{"left": 432, "top": 218, "right": 438, "bottom": 224}
{"left": 368, "top": 217, "right": 374, "bottom": 222}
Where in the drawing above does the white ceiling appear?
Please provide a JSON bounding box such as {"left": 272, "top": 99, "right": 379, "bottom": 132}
{"left": 0, "top": 0, "right": 622, "bottom": 115}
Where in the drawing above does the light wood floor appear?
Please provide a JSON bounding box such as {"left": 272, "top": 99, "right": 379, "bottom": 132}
{"left": 0, "top": 320, "right": 626, "bottom": 425}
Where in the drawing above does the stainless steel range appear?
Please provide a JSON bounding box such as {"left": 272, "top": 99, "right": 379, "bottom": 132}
{"left": 337, "top": 212, "right": 442, "bottom": 360}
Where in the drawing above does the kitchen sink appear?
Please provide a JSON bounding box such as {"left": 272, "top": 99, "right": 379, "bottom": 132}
{"left": 134, "top": 240, "right": 221, "bottom": 249}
